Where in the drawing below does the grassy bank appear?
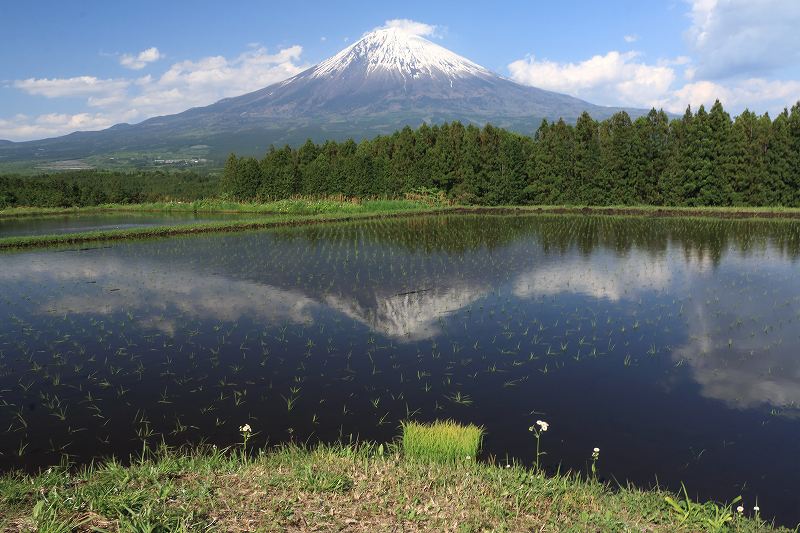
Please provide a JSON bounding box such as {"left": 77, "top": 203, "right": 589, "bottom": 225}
{"left": 0, "top": 198, "right": 436, "bottom": 219}
{"left": 0, "top": 442, "right": 784, "bottom": 532}
{"left": 6, "top": 200, "right": 800, "bottom": 220}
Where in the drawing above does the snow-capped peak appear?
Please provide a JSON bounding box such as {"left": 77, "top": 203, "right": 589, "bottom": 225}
{"left": 309, "top": 28, "right": 493, "bottom": 81}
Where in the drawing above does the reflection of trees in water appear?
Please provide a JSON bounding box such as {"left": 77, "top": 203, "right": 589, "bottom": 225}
{"left": 269, "top": 214, "right": 800, "bottom": 264}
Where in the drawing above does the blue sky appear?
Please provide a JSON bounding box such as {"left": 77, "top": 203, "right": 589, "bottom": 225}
{"left": 2, "top": 0, "right": 800, "bottom": 141}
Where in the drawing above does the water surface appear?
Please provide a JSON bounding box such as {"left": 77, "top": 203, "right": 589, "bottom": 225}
{"left": 1, "top": 214, "right": 799, "bottom": 525}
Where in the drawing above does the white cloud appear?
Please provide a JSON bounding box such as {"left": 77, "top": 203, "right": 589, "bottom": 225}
{"left": 624, "top": 34, "right": 639, "bottom": 43}
{"left": 120, "top": 47, "right": 163, "bottom": 70}
{"left": 509, "top": 47, "right": 800, "bottom": 114}
{"left": 658, "top": 78, "right": 800, "bottom": 114}
{"left": 373, "top": 18, "right": 442, "bottom": 38}
{"left": 13, "top": 76, "right": 130, "bottom": 98}
{"left": 508, "top": 51, "right": 675, "bottom": 109}
{"left": 685, "top": 0, "right": 800, "bottom": 79}
{"left": 2, "top": 44, "right": 308, "bottom": 141}
{"left": 126, "top": 45, "right": 307, "bottom": 118}
{"left": 0, "top": 110, "right": 139, "bottom": 141}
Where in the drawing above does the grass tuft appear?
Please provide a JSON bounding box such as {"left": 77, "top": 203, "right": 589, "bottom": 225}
{"left": 402, "top": 420, "right": 484, "bottom": 462}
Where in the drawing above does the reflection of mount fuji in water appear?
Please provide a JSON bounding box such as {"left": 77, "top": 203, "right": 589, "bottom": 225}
{"left": 9, "top": 245, "right": 493, "bottom": 341}
{"left": 5, "top": 215, "right": 800, "bottom": 411}
{"left": 15, "top": 254, "right": 489, "bottom": 341}
{"left": 325, "top": 286, "right": 487, "bottom": 341}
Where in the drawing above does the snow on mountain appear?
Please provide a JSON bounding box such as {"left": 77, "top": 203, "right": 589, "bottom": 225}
{"left": 309, "top": 28, "right": 492, "bottom": 82}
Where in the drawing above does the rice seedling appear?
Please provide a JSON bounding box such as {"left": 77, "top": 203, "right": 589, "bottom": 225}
{"left": 401, "top": 420, "right": 484, "bottom": 462}
{"left": 445, "top": 391, "right": 473, "bottom": 406}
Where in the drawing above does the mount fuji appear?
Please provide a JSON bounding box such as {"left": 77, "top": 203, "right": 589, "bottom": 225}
{"left": 0, "top": 28, "right": 647, "bottom": 165}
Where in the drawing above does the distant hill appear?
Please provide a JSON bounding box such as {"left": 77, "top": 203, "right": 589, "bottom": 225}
{"left": 0, "top": 28, "right": 649, "bottom": 166}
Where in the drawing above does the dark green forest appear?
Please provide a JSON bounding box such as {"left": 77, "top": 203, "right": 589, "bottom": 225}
{"left": 3, "top": 101, "right": 800, "bottom": 209}
{"left": 0, "top": 170, "right": 218, "bottom": 208}
{"left": 222, "top": 101, "right": 800, "bottom": 207}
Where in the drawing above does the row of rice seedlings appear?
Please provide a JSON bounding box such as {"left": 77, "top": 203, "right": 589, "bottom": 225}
{"left": 401, "top": 420, "right": 484, "bottom": 462}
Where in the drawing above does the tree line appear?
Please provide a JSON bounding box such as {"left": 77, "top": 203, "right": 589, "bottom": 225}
{"left": 0, "top": 170, "right": 218, "bottom": 209}
{"left": 222, "top": 101, "right": 800, "bottom": 207}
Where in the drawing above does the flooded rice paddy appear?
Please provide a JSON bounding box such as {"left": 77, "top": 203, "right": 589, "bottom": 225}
{"left": 1, "top": 214, "right": 800, "bottom": 524}
{"left": 0, "top": 212, "right": 252, "bottom": 238}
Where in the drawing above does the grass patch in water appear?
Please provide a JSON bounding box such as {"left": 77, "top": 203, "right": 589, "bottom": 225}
{"left": 402, "top": 419, "right": 484, "bottom": 462}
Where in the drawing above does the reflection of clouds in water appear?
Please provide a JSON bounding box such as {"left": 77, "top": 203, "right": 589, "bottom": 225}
{"left": 682, "top": 352, "right": 800, "bottom": 411}
{"left": 508, "top": 245, "right": 800, "bottom": 412}
{"left": 513, "top": 252, "right": 673, "bottom": 301}
{"left": 1, "top": 256, "right": 318, "bottom": 334}
{"left": 46, "top": 275, "right": 317, "bottom": 333}
{"left": 326, "top": 284, "right": 487, "bottom": 342}
{"left": 671, "top": 259, "right": 800, "bottom": 411}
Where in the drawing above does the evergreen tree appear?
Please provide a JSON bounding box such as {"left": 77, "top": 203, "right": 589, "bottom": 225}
{"left": 451, "top": 124, "right": 481, "bottom": 203}
{"left": 787, "top": 103, "right": 800, "bottom": 205}
{"left": 659, "top": 107, "right": 692, "bottom": 205}
{"left": 684, "top": 105, "right": 713, "bottom": 205}
{"left": 221, "top": 153, "right": 240, "bottom": 197}
{"left": 768, "top": 109, "right": 795, "bottom": 206}
{"left": 531, "top": 119, "right": 575, "bottom": 204}
{"left": 389, "top": 126, "right": 416, "bottom": 193}
{"left": 699, "top": 100, "right": 734, "bottom": 206}
{"left": 599, "top": 111, "right": 634, "bottom": 205}
{"left": 730, "top": 110, "right": 771, "bottom": 205}
{"left": 632, "top": 109, "right": 670, "bottom": 205}
{"left": 573, "top": 112, "right": 600, "bottom": 204}
{"left": 236, "top": 157, "right": 262, "bottom": 200}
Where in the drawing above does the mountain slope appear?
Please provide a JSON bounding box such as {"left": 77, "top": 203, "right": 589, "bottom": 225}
{"left": 0, "top": 29, "right": 648, "bottom": 164}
